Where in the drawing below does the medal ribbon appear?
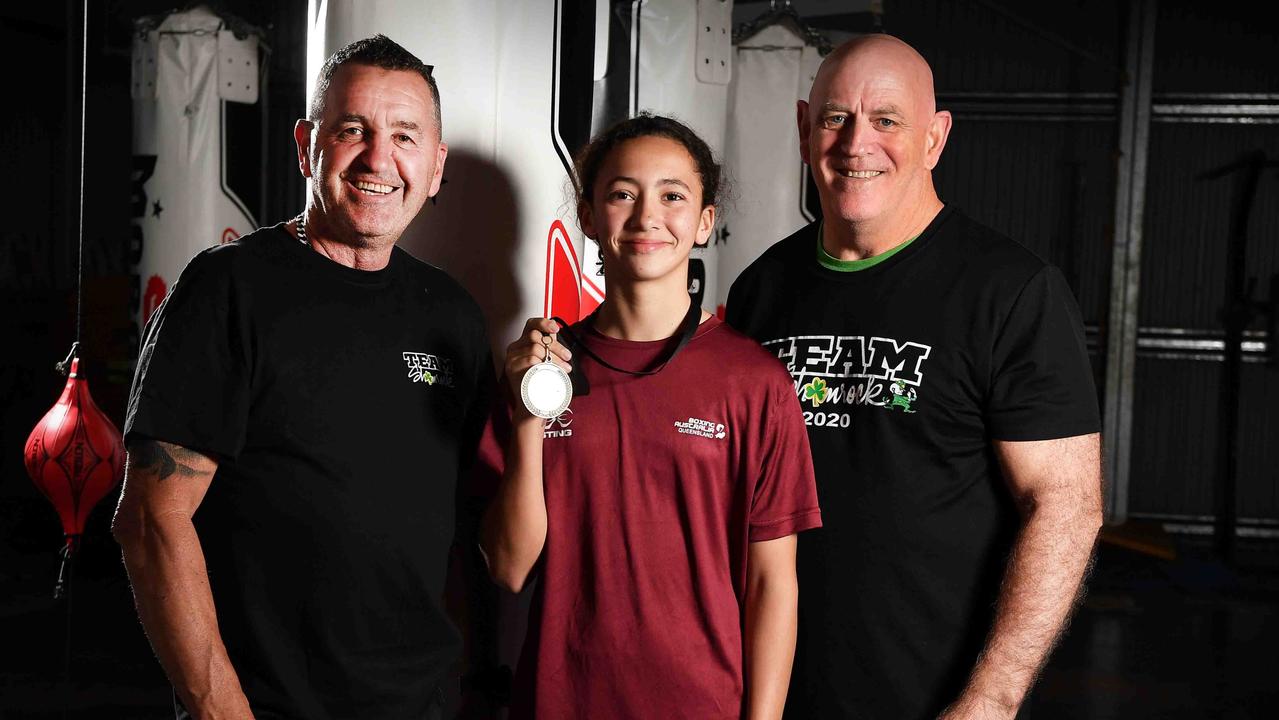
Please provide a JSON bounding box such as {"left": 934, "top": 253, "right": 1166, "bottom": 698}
{"left": 551, "top": 298, "right": 702, "bottom": 396}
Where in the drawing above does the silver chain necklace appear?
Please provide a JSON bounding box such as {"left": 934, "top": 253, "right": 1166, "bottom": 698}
{"left": 292, "top": 212, "right": 308, "bottom": 245}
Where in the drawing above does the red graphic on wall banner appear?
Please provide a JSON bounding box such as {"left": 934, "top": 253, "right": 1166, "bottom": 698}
{"left": 143, "top": 275, "right": 168, "bottom": 325}
{"left": 222, "top": 227, "right": 240, "bottom": 244}
{"left": 544, "top": 220, "right": 603, "bottom": 322}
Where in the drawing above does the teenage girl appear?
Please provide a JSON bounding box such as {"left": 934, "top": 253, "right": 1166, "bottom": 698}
{"left": 478, "top": 114, "right": 821, "bottom": 720}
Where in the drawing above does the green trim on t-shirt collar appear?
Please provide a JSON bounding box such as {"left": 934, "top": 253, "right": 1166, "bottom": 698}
{"left": 816, "top": 223, "right": 919, "bottom": 272}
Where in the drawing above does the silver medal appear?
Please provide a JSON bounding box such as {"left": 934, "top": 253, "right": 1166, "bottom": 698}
{"left": 521, "top": 336, "right": 572, "bottom": 419}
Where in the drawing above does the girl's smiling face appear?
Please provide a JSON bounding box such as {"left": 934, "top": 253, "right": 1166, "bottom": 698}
{"left": 580, "top": 135, "right": 716, "bottom": 285}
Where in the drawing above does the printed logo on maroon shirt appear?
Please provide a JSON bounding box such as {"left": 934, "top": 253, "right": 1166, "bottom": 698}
{"left": 673, "top": 416, "right": 727, "bottom": 440}
{"left": 544, "top": 408, "right": 574, "bottom": 438}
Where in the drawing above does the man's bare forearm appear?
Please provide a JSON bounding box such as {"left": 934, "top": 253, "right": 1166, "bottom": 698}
{"left": 943, "top": 435, "right": 1102, "bottom": 719}
{"left": 952, "top": 504, "right": 1097, "bottom": 716}
{"left": 113, "top": 440, "right": 254, "bottom": 719}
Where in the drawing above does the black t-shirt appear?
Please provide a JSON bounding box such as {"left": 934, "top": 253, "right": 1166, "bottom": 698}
{"left": 125, "top": 224, "right": 494, "bottom": 720}
{"left": 726, "top": 206, "right": 1099, "bottom": 720}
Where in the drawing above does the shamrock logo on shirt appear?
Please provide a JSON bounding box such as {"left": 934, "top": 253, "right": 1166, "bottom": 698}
{"left": 801, "top": 377, "right": 829, "bottom": 407}
{"left": 402, "top": 352, "right": 455, "bottom": 387}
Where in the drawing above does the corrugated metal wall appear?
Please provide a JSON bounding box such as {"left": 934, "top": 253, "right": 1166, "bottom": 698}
{"left": 1128, "top": 0, "right": 1279, "bottom": 523}
{"left": 885, "top": 0, "right": 1278, "bottom": 524}
{"left": 932, "top": 120, "right": 1116, "bottom": 325}
{"left": 886, "top": 0, "right": 1121, "bottom": 324}
{"left": 892, "top": 0, "right": 1121, "bottom": 93}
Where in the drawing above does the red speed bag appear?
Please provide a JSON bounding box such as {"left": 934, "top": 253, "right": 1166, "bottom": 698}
{"left": 23, "top": 357, "right": 126, "bottom": 542}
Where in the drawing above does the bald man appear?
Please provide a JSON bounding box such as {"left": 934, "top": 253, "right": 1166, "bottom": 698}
{"left": 726, "top": 35, "right": 1102, "bottom": 720}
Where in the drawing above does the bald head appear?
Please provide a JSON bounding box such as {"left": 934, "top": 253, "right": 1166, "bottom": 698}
{"left": 811, "top": 35, "right": 938, "bottom": 117}
{"left": 797, "top": 33, "right": 952, "bottom": 245}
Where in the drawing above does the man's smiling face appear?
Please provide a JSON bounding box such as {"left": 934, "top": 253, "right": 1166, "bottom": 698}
{"left": 299, "top": 63, "right": 445, "bottom": 246}
{"left": 798, "top": 37, "right": 947, "bottom": 230}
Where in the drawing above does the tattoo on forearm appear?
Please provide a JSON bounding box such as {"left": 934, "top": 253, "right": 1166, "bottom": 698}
{"left": 127, "top": 440, "right": 209, "bottom": 482}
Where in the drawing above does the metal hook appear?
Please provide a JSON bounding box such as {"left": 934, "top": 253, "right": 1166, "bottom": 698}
{"left": 55, "top": 342, "right": 79, "bottom": 376}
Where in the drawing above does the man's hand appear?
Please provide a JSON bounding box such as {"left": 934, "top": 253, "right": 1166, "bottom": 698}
{"left": 944, "top": 432, "right": 1102, "bottom": 718}
{"left": 113, "top": 438, "right": 255, "bottom": 720}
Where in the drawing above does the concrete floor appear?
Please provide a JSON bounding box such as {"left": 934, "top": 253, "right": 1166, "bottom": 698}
{"left": 2, "top": 499, "right": 1276, "bottom": 719}
{"left": 1023, "top": 537, "right": 1279, "bottom": 719}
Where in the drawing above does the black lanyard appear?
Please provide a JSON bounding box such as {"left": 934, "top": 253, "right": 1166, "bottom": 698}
{"left": 551, "top": 298, "right": 702, "bottom": 396}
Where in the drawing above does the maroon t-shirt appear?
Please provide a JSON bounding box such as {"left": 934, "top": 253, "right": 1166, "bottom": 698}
{"left": 476, "top": 316, "right": 822, "bottom": 720}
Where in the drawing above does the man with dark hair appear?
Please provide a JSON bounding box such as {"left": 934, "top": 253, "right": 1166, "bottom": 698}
{"left": 727, "top": 35, "right": 1103, "bottom": 720}
{"left": 309, "top": 34, "right": 442, "bottom": 133}
{"left": 113, "top": 34, "right": 493, "bottom": 720}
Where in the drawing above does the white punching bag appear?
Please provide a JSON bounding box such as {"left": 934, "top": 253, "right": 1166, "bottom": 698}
{"left": 130, "top": 6, "right": 262, "bottom": 334}
{"left": 719, "top": 22, "right": 823, "bottom": 307}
